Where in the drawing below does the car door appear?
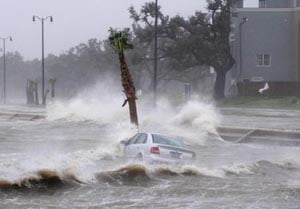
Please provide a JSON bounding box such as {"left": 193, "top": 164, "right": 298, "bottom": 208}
{"left": 124, "top": 134, "right": 139, "bottom": 157}
{"left": 132, "top": 133, "right": 148, "bottom": 157}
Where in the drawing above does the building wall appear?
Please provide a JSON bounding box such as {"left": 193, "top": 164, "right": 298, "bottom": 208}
{"left": 235, "top": 0, "right": 243, "bottom": 8}
{"left": 231, "top": 10, "right": 294, "bottom": 82}
{"left": 263, "top": 0, "right": 294, "bottom": 8}
{"left": 234, "top": 0, "right": 295, "bottom": 8}
{"left": 293, "top": 9, "right": 300, "bottom": 81}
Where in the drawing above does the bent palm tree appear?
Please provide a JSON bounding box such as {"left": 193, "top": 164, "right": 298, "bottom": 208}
{"left": 108, "top": 28, "right": 139, "bottom": 126}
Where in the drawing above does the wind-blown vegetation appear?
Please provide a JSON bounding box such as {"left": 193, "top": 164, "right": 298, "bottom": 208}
{"left": 1, "top": 0, "right": 235, "bottom": 103}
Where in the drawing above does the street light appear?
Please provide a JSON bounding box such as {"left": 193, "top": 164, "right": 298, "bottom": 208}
{"left": 153, "top": 0, "right": 158, "bottom": 107}
{"left": 238, "top": 17, "right": 248, "bottom": 79}
{"left": 32, "top": 15, "right": 53, "bottom": 105}
{"left": 0, "top": 36, "right": 13, "bottom": 104}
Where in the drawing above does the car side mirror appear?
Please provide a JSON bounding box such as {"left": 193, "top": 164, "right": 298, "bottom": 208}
{"left": 120, "top": 140, "right": 127, "bottom": 145}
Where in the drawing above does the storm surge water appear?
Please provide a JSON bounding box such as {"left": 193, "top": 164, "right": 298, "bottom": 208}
{"left": 0, "top": 80, "right": 221, "bottom": 181}
{"left": 47, "top": 80, "right": 221, "bottom": 145}
{"left": 1, "top": 80, "right": 300, "bottom": 208}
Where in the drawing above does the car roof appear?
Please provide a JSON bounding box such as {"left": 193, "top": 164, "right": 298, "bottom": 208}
{"left": 138, "top": 132, "right": 162, "bottom": 135}
{"left": 140, "top": 133, "right": 183, "bottom": 141}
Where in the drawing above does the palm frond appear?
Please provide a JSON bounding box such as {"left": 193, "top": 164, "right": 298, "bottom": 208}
{"left": 108, "top": 27, "right": 134, "bottom": 54}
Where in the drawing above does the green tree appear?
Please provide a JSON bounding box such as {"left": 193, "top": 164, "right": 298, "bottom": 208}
{"left": 130, "top": 1, "right": 235, "bottom": 99}
{"left": 161, "top": 0, "right": 235, "bottom": 99}
{"left": 129, "top": 3, "right": 207, "bottom": 92}
{"left": 108, "top": 28, "right": 139, "bottom": 126}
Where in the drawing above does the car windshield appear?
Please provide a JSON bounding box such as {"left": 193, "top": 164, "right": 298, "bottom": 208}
{"left": 152, "top": 134, "right": 184, "bottom": 147}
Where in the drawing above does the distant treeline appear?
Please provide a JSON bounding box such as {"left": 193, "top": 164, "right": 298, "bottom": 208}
{"left": 0, "top": 1, "right": 234, "bottom": 102}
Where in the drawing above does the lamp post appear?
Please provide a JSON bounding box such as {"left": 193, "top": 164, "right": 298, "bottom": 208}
{"left": 32, "top": 15, "right": 53, "bottom": 105}
{"left": 238, "top": 17, "right": 248, "bottom": 79}
{"left": 0, "top": 36, "right": 12, "bottom": 104}
{"left": 153, "top": 0, "right": 158, "bottom": 107}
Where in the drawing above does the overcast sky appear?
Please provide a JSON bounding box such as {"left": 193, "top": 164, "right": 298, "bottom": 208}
{"left": 0, "top": 0, "right": 258, "bottom": 60}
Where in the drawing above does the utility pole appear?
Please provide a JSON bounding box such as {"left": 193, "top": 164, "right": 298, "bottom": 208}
{"left": 0, "top": 36, "right": 12, "bottom": 104}
{"left": 153, "top": 0, "right": 158, "bottom": 107}
{"left": 32, "top": 15, "right": 53, "bottom": 105}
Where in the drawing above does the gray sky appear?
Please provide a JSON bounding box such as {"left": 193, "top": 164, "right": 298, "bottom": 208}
{"left": 0, "top": 0, "right": 257, "bottom": 60}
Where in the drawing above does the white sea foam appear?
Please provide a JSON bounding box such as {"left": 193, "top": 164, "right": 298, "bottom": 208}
{"left": 222, "top": 163, "right": 257, "bottom": 175}
{"left": 171, "top": 101, "right": 220, "bottom": 134}
{"left": 46, "top": 80, "right": 127, "bottom": 123}
{"left": 46, "top": 80, "right": 221, "bottom": 146}
{"left": 0, "top": 79, "right": 223, "bottom": 182}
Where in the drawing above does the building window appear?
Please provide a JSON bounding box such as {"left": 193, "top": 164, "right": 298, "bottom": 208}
{"left": 256, "top": 54, "right": 271, "bottom": 67}
{"left": 259, "top": 0, "right": 266, "bottom": 8}
{"left": 236, "top": 0, "right": 243, "bottom": 8}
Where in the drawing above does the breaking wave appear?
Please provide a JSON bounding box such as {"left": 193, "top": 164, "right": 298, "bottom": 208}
{"left": 222, "top": 163, "right": 256, "bottom": 175}
{"left": 1, "top": 159, "right": 300, "bottom": 191}
{"left": 0, "top": 169, "right": 81, "bottom": 190}
{"left": 95, "top": 163, "right": 225, "bottom": 185}
{"left": 222, "top": 159, "right": 300, "bottom": 176}
{"left": 0, "top": 164, "right": 224, "bottom": 190}
{"left": 46, "top": 81, "right": 221, "bottom": 146}
{"left": 96, "top": 164, "right": 151, "bottom": 185}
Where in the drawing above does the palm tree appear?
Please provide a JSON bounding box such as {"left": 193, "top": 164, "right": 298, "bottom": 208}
{"left": 108, "top": 28, "right": 139, "bottom": 126}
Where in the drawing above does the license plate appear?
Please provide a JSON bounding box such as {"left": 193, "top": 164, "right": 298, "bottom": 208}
{"left": 170, "top": 151, "right": 182, "bottom": 159}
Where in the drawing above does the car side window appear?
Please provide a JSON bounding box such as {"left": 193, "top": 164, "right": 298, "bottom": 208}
{"left": 142, "top": 135, "right": 148, "bottom": 144}
{"left": 152, "top": 134, "right": 184, "bottom": 147}
{"left": 127, "top": 134, "right": 139, "bottom": 145}
{"left": 134, "top": 133, "right": 147, "bottom": 144}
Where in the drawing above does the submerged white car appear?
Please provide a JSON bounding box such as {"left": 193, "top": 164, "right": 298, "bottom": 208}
{"left": 121, "top": 133, "right": 196, "bottom": 164}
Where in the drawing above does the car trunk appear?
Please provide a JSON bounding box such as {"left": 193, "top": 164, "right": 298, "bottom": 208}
{"left": 157, "top": 144, "right": 195, "bottom": 161}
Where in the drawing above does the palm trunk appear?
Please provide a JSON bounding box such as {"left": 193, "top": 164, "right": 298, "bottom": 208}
{"left": 29, "top": 80, "right": 35, "bottom": 104}
{"left": 26, "top": 80, "right": 30, "bottom": 104}
{"left": 51, "top": 84, "right": 55, "bottom": 98}
{"left": 128, "top": 97, "right": 138, "bottom": 125}
{"left": 119, "top": 54, "right": 139, "bottom": 126}
{"left": 34, "top": 82, "right": 39, "bottom": 105}
{"left": 34, "top": 81, "right": 39, "bottom": 105}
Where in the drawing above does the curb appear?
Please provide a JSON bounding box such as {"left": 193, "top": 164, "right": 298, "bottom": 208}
{"left": 217, "top": 126, "right": 300, "bottom": 145}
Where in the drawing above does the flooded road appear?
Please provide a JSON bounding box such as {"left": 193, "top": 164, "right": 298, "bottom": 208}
{"left": 0, "top": 102, "right": 300, "bottom": 209}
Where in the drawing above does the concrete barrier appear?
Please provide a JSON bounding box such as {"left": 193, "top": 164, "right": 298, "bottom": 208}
{"left": 217, "top": 126, "right": 300, "bottom": 146}
{"left": 0, "top": 112, "right": 45, "bottom": 121}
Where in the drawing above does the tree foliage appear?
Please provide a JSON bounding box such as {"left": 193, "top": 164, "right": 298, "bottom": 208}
{"left": 129, "top": 3, "right": 210, "bottom": 93}
{"left": 108, "top": 28, "right": 133, "bottom": 56}
{"left": 129, "top": 0, "right": 235, "bottom": 99}
{"left": 2, "top": 0, "right": 235, "bottom": 103}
